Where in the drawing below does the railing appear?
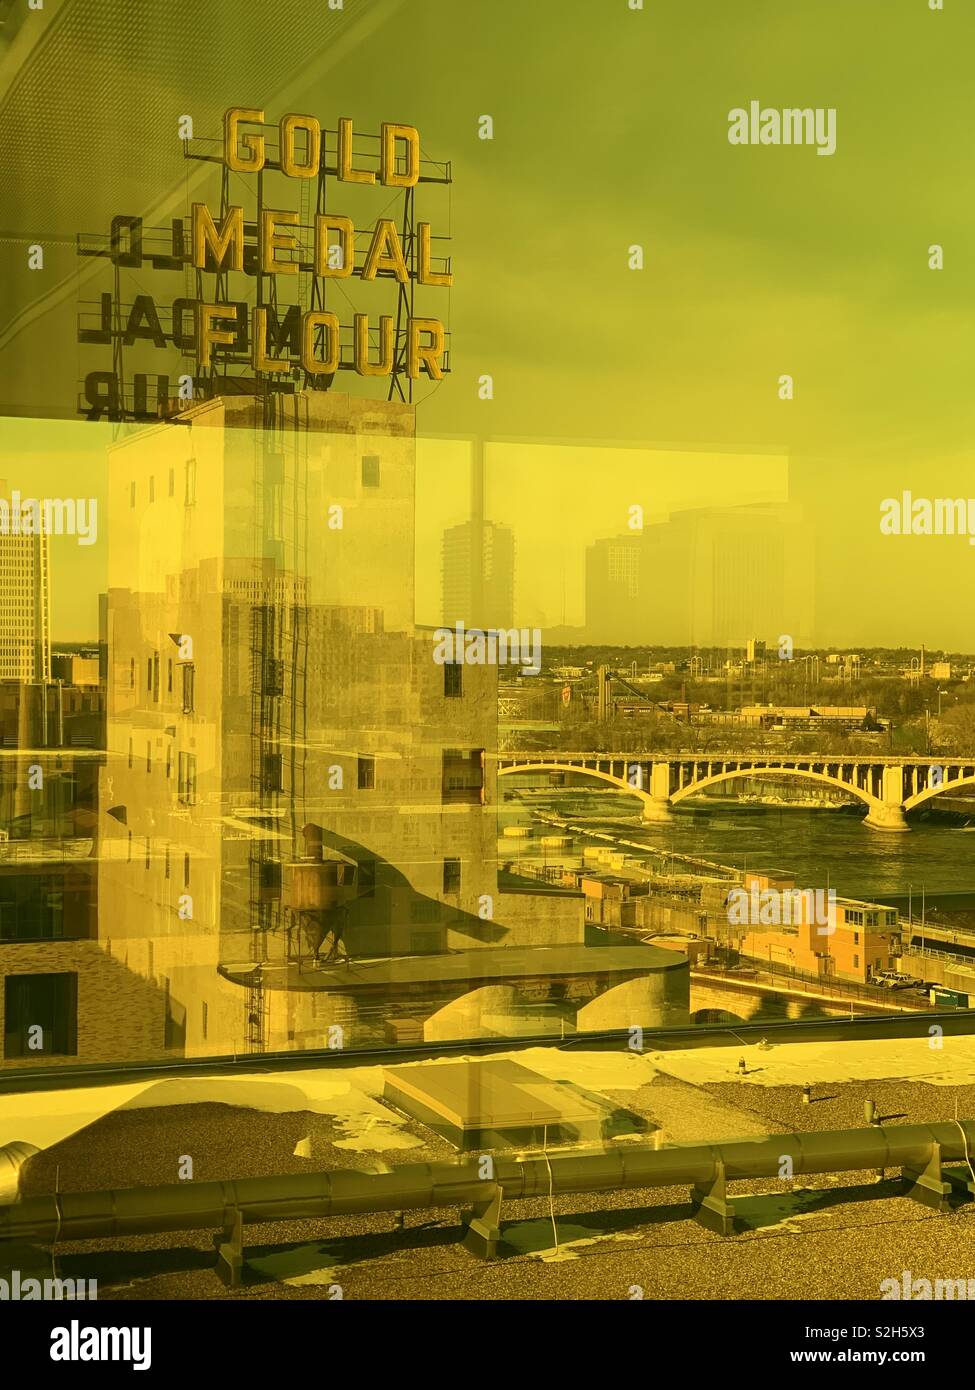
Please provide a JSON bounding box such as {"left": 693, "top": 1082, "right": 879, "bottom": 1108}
{"left": 694, "top": 967, "right": 927, "bottom": 1012}
{"left": 496, "top": 751, "right": 968, "bottom": 765}
{"left": 501, "top": 861, "right": 567, "bottom": 885}
{"left": 900, "top": 915, "right": 975, "bottom": 939}
{"left": 719, "top": 954, "right": 931, "bottom": 1009}
{"left": 903, "top": 943, "right": 975, "bottom": 966}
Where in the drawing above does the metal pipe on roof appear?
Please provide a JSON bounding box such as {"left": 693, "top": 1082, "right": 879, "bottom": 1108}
{"left": 0, "top": 1119, "right": 972, "bottom": 1245}
{"left": 0, "top": 1142, "right": 39, "bottom": 1206}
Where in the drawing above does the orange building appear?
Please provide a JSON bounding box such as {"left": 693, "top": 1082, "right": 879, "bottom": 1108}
{"left": 735, "top": 871, "right": 900, "bottom": 984}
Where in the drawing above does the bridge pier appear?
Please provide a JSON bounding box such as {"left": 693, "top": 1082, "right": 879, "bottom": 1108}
{"left": 863, "top": 804, "right": 910, "bottom": 832}
{"left": 641, "top": 762, "right": 673, "bottom": 820}
{"left": 575, "top": 971, "right": 688, "bottom": 1031}
{"left": 423, "top": 985, "right": 519, "bottom": 1043}
{"left": 863, "top": 767, "right": 910, "bottom": 832}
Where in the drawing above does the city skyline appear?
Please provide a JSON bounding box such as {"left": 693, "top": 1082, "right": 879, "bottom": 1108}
{"left": 11, "top": 422, "right": 975, "bottom": 651}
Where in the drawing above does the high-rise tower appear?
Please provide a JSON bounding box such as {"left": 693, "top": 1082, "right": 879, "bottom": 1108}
{"left": 0, "top": 485, "right": 51, "bottom": 681}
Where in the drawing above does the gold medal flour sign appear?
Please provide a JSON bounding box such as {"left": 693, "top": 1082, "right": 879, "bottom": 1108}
{"left": 79, "top": 109, "right": 451, "bottom": 419}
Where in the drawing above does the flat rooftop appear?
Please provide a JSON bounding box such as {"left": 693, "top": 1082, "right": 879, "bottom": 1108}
{"left": 2, "top": 1033, "right": 974, "bottom": 1299}
{"left": 218, "top": 943, "right": 686, "bottom": 992}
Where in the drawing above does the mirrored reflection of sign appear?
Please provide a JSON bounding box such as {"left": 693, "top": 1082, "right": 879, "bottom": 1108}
{"left": 78, "top": 108, "right": 452, "bottom": 421}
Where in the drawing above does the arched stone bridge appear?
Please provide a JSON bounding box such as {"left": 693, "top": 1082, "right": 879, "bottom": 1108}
{"left": 496, "top": 752, "right": 975, "bottom": 831}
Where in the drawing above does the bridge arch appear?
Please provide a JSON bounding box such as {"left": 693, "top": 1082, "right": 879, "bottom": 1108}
{"left": 670, "top": 764, "right": 879, "bottom": 812}
{"left": 497, "top": 756, "right": 917, "bottom": 829}
{"left": 904, "top": 771, "right": 975, "bottom": 813}
{"left": 497, "top": 761, "right": 653, "bottom": 809}
{"left": 691, "top": 1008, "right": 745, "bottom": 1026}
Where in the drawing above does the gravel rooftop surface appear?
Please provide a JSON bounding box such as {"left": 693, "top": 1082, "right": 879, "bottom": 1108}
{"left": 9, "top": 1059, "right": 975, "bottom": 1301}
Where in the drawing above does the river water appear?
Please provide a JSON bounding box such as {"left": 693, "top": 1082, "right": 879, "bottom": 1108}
{"left": 499, "top": 788, "right": 975, "bottom": 901}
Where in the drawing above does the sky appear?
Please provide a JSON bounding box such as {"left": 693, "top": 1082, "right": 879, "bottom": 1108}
{"left": 2, "top": 0, "right": 973, "bottom": 645}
